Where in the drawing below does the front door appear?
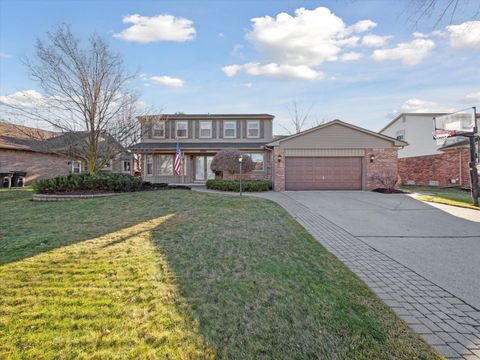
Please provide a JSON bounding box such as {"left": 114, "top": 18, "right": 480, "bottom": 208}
{"left": 195, "top": 156, "right": 215, "bottom": 181}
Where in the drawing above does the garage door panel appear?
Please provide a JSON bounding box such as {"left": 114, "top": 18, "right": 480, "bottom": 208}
{"left": 285, "top": 157, "right": 362, "bottom": 190}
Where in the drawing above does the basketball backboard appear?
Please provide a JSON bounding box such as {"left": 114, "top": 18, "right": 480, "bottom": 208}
{"left": 433, "top": 108, "right": 477, "bottom": 141}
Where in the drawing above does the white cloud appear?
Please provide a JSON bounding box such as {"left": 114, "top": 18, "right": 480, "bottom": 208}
{"left": 362, "top": 34, "right": 393, "bottom": 47}
{"left": 340, "top": 51, "right": 363, "bottom": 61}
{"left": 240, "top": 83, "right": 253, "bottom": 88}
{"left": 350, "top": 20, "right": 377, "bottom": 33}
{"left": 463, "top": 91, "right": 480, "bottom": 103}
{"left": 114, "top": 14, "right": 196, "bottom": 43}
{"left": 372, "top": 39, "right": 435, "bottom": 65}
{"left": 0, "top": 90, "right": 45, "bottom": 107}
{"left": 150, "top": 75, "right": 185, "bottom": 88}
{"left": 395, "top": 98, "right": 455, "bottom": 114}
{"left": 243, "top": 63, "right": 322, "bottom": 80}
{"left": 413, "top": 32, "right": 428, "bottom": 38}
{"left": 0, "top": 52, "right": 11, "bottom": 59}
{"left": 222, "top": 64, "right": 242, "bottom": 77}
{"left": 446, "top": 21, "right": 480, "bottom": 48}
{"left": 246, "top": 7, "right": 376, "bottom": 66}
{"left": 218, "top": 32, "right": 224, "bottom": 37}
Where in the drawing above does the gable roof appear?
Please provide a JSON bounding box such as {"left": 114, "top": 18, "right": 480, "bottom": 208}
{"left": 138, "top": 113, "right": 274, "bottom": 122}
{"left": 0, "top": 121, "right": 58, "bottom": 152}
{"left": 268, "top": 119, "right": 407, "bottom": 147}
{"left": 380, "top": 112, "right": 452, "bottom": 133}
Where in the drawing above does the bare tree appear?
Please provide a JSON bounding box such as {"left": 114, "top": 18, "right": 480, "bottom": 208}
{"left": 282, "top": 101, "right": 313, "bottom": 134}
{"left": 0, "top": 24, "right": 146, "bottom": 173}
{"left": 406, "top": 0, "right": 480, "bottom": 28}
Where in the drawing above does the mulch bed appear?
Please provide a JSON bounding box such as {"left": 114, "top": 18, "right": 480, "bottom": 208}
{"left": 372, "top": 188, "right": 407, "bottom": 194}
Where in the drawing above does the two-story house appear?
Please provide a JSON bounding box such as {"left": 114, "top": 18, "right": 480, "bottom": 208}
{"left": 131, "top": 114, "right": 406, "bottom": 191}
{"left": 380, "top": 113, "right": 479, "bottom": 188}
{"left": 130, "top": 114, "right": 275, "bottom": 184}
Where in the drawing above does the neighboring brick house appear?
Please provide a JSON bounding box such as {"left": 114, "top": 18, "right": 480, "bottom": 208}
{"left": 380, "top": 113, "right": 479, "bottom": 188}
{"left": 131, "top": 115, "right": 405, "bottom": 191}
{"left": 0, "top": 122, "right": 133, "bottom": 185}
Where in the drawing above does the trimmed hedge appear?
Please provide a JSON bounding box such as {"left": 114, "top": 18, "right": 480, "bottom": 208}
{"left": 33, "top": 173, "right": 143, "bottom": 194}
{"left": 206, "top": 179, "right": 272, "bottom": 192}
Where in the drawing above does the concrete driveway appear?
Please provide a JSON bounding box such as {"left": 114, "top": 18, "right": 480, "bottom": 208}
{"left": 283, "top": 191, "right": 480, "bottom": 309}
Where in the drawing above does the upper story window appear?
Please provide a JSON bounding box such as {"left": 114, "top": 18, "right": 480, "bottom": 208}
{"left": 153, "top": 121, "right": 165, "bottom": 138}
{"left": 146, "top": 155, "right": 153, "bottom": 176}
{"left": 396, "top": 129, "right": 405, "bottom": 141}
{"left": 224, "top": 121, "right": 236, "bottom": 138}
{"left": 199, "top": 121, "right": 212, "bottom": 138}
{"left": 247, "top": 120, "right": 260, "bottom": 138}
{"left": 176, "top": 121, "right": 188, "bottom": 138}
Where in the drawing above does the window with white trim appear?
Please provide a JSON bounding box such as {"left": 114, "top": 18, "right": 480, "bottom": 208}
{"left": 146, "top": 155, "right": 153, "bottom": 176}
{"left": 247, "top": 120, "right": 260, "bottom": 138}
{"left": 156, "top": 155, "right": 173, "bottom": 175}
{"left": 224, "top": 121, "right": 236, "bottom": 138}
{"left": 245, "top": 153, "right": 265, "bottom": 171}
{"left": 396, "top": 129, "right": 405, "bottom": 141}
{"left": 199, "top": 121, "right": 212, "bottom": 138}
{"left": 72, "top": 161, "right": 82, "bottom": 174}
{"left": 176, "top": 121, "right": 188, "bottom": 138}
{"left": 153, "top": 121, "right": 165, "bottom": 138}
{"left": 123, "top": 160, "right": 131, "bottom": 172}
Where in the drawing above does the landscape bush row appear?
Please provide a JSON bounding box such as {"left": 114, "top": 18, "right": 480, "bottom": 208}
{"left": 206, "top": 179, "right": 272, "bottom": 192}
{"left": 33, "top": 173, "right": 143, "bottom": 194}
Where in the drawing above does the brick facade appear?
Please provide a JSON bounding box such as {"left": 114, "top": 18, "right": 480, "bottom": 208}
{"left": 0, "top": 149, "right": 71, "bottom": 185}
{"left": 398, "top": 149, "right": 478, "bottom": 189}
{"left": 273, "top": 147, "right": 285, "bottom": 191}
{"left": 365, "top": 148, "right": 399, "bottom": 190}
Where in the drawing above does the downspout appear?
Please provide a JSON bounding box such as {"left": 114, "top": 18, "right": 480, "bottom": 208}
{"left": 459, "top": 150, "right": 462, "bottom": 188}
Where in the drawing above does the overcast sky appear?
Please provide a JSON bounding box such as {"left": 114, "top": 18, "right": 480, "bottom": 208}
{"left": 0, "top": 0, "right": 479, "bottom": 134}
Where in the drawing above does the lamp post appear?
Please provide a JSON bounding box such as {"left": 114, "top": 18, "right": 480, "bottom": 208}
{"left": 238, "top": 155, "right": 243, "bottom": 196}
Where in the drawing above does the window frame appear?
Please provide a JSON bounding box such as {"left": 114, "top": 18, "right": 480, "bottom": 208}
{"left": 245, "top": 152, "right": 265, "bottom": 171}
{"left": 145, "top": 155, "right": 153, "bottom": 176}
{"left": 247, "top": 120, "right": 260, "bottom": 138}
{"left": 396, "top": 129, "right": 406, "bottom": 141}
{"left": 199, "top": 120, "right": 212, "bottom": 139}
{"left": 72, "top": 160, "right": 82, "bottom": 174}
{"left": 176, "top": 121, "right": 188, "bottom": 139}
{"left": 123, "top": 160, "right": 131, "bottom": 173}
{"left": 156, "top": 155, "right": 174, "bottom": 176}
{"left": 152, "top": 121, "right": 165, "bottom": 138}
{"left": 223, "top": 120, "right": 237, "bottom": 138}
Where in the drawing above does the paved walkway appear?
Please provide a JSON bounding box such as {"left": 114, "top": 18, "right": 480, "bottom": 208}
{"left": 252, "top": 192, "right": 480, "bottom": 360}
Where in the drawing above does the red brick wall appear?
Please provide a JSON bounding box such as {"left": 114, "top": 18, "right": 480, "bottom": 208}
{"left": 398, "top": 149, "right": 476, "bottom": 188}
{"left": 0, "top": 149, "right": 71, "bottom": 185}
{"left": 272, "top": 147, "right": 285, "bottom": 191}
{"left": 365, "top": 148, "right": 399, "bottom": 190}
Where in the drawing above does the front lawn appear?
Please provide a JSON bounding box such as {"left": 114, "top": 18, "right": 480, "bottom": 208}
{"left": 401, "top": 185, "right": 479, "bottom": 209}
{"left": 0, "top": 189, "right": 438, "bottom": 359}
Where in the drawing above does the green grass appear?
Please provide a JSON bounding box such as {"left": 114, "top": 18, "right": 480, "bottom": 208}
{"left": 401, "top": 185, "right": 478, "bottom": 209}
{"left": 0, "top": 189, "right": 439, "bottom": 359}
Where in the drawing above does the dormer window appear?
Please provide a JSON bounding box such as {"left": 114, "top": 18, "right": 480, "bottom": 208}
{"left": 153, "top": 121, "right": 165, "bottom": 138}
{"left": 247, "top": 120, "right": 260, "bottom": 138}
{"left": 176, "top": 121, "right": 188, "bottom": 138}
{"left": 224, "top": 121, "right": 236, "bottom": 138}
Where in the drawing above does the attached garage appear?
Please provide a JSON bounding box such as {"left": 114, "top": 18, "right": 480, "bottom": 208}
{"left": 285, "top": 156, "right": 362, "bottom": 190}
{"left": 268, "top": 120, "right": 407, "bottom": 191}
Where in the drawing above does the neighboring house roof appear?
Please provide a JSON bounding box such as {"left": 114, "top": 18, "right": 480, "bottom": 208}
{"left": 379, "top": 112, "right": 480, "bottom": 133}
{"left": 0, "top": 121, "right": 58, "bottom": 152}
{"left": 438, "top": 138, "right": 474, "bottom": 151}
{"left": 138, "top": 113, "right": 275, "bottom": 121}
{"left": 267, "top": 119, "right": 408, "bottom": 147}
{"left": 130, "top": 142, "right": 268, "bottom": 151}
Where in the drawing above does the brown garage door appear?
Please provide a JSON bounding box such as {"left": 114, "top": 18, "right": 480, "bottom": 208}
{"left": 285, "top": 157, "right": 362, "bottom": 190}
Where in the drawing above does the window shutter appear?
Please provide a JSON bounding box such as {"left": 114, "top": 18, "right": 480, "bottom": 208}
{"left": 236, "top": 120, "right": 241, "bottom": 138}
{"left": 219, "top": 120, "right": 223, "bottom": 139}
{"left": 260, "top": 121, "right": 264, "bottom": 138}
{"left": 171, "top": 120, "right": 175, "bottom": 138}
{"left": 147, "top": 123, "right": 152, "bottom": 139}
{"left": 242, "top": 120, "right": 247, "bottom": 138}
{"left": 195, "top": 121, "right": 199, "bottom": 139}
{"left": 165, "top": 121, "right": 170, "bottom": 139}
{"left": 212, "top": 120, "right": 217, "bottom": 138}
{"left": 188, "top": 120, "right": 193, "bottom": 139}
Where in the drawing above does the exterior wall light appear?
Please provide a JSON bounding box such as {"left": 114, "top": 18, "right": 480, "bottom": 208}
{"left": 277, "top": 154, "right": 282, "bottom": 163}
{"left": 370, "top": 155, "right": 375, "bottom": 163}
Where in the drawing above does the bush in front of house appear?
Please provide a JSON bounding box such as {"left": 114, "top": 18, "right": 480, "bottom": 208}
{"left": 33, "top": 172, "right": 143, "bottom": 194}
{"left": 206, "top": 179, "right": 272, "bottom": 192}
{"left": 210, "top": 149, "right": 255, "bottom": 174}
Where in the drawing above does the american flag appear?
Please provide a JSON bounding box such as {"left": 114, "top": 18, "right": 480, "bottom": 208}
{"left": 174, "top": 142, "right": 182, "bottom": 176}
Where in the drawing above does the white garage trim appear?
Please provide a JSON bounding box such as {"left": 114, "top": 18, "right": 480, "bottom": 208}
{"left": 284, "top": 148, "right": 365, "bottom": 157}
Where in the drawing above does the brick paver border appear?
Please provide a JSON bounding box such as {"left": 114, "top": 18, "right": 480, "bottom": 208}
{"left": 255, "top": 192, "right": 480, "bottom": 359}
